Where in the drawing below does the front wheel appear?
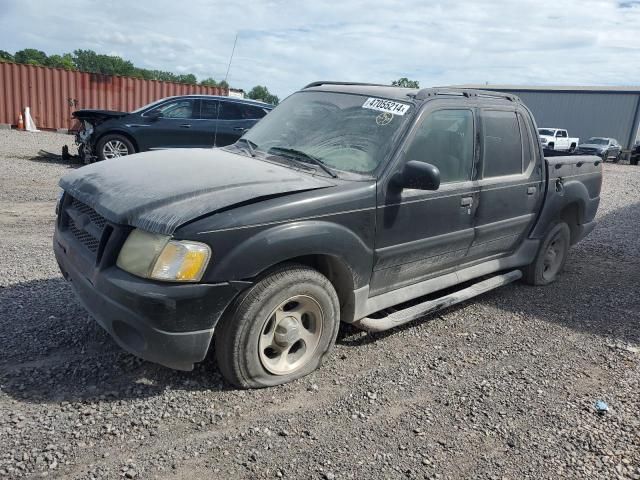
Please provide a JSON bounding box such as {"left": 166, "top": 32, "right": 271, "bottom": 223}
{"left": 523, "top": 222, "right": 571, "bottom": 286}
{"left": 215, "top": 264, "right": 340, "bottom": 388}
{"left": 96, "top": 134, "right": 135, "bottom": 160}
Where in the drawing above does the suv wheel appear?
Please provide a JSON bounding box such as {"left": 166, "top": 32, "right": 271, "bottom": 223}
{"left": 215, "top": 264, "right": 340, "bottom": 388}
{"left": 97, "top": 134, "right": 135, "bottom": 160}
{"left": 523, "top": 222, "right": 570, "bottom": 286}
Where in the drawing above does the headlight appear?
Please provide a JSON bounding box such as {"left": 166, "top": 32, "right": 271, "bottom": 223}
{"left": 116, "top": 229, "right": 211, "bottom": 282}
{"left": 540, "top": 137, "right": 547, "bottom": 143}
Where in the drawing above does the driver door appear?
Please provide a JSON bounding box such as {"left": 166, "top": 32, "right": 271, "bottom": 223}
{"left": 370, "top": 103, "right": 479, "bottom": 296}
{"left": 140, "top": 98, "right": 202, "bottom": 149}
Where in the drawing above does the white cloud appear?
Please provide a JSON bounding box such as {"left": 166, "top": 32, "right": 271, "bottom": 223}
{"left": 0, "top": 0, "right": 638, "bottom": 98}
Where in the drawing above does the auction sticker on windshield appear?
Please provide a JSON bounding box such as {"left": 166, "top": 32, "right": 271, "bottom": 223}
{"left": 362, "top": 98, "right": 410, "bottom": 116}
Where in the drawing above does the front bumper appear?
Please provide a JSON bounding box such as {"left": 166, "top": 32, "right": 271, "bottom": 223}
{"left": 54, "top": 228, "right": 239, "bottom": 370}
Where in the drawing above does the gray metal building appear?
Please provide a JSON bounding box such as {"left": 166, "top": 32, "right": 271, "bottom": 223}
{"left": 450, "top": 85, "right": 640, "bottom": 149}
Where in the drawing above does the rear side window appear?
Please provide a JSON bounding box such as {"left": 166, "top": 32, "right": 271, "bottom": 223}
{"left": 404, "top": 109, "right": 474, "bottom": 183}
{"left": 482, "top": 110, "right": 522, "bottom": 177}
{"left": 200, "top": 100, "right": 220, "bottom": 119}
{"left": 219, "top": 102, "right": 243, "bottom": 120}
{"left": 241, "top": 104, "right": 268, "bottom": 119}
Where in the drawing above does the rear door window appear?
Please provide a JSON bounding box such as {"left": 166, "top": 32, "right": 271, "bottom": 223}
{"left": 240, "top": 104, "right": 268, "bottom": 119}
{"left": 200, "top": 99, "right": 221, "bottom": 119}
{"left": 482, "top": 110, "right": 523, "bottom": 177}
{"left": 219, "top": 102, "right": 244, "bottom": 120}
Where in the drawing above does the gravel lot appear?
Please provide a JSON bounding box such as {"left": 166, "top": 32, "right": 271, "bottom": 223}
{"left": 0, "top": 128, "right": 638, "bottom": 480}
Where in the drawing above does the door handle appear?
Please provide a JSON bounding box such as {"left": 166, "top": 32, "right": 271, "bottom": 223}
{"left": 179, "top": 124, "right": 192, "bottom": 128}
{"left": 527, "top": 186, "right": 537, "bottom": 195}
{"left": 460, "top": 197, "right": 473, "bottom": 207}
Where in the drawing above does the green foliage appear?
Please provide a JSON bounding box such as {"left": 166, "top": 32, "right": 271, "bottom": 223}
{"left": 14, "top": 48, "right": 48, "bottom": 65}
{"left": 247, "top": 85, "right": 279, "bottom": 105}
{"left": 0, "top": 50, "right": 14, "bottom": 62}
{"left": 391, "top": 77, "right": 420, "bottom": 89}
{"left": 6, "top": 47, "right": 276, "bottom": 94}
{"left": 199, "top": 77, "right": 218, "bottom": 87}
{"left": 45, "top": 53, "right": 75, "bottom": 70}
{"left": 72, "top": 49, "right": 136, "bottom": 76}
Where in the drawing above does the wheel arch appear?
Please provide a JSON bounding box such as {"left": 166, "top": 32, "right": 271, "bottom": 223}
{"left": 94, "top": 130, "right": 139, "bottom": 153}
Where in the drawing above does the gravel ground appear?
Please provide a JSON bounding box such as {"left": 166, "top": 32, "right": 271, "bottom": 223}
{"left": 0, "top": 128, "right": 638, "bottom": 480}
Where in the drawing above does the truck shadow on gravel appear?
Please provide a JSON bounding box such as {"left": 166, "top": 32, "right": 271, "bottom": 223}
{"left": 0, "top": 278, "right": 228, "bottom": 404}
{"left": 339, "top": 201, "right": 640, "bottom": 348}
{"left": 1, "top": 203, "right": 638, "bottom": 404}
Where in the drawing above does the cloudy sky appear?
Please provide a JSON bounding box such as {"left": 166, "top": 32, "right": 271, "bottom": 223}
{"left": 1, "top": 0, "right": 639, "bottom": 98}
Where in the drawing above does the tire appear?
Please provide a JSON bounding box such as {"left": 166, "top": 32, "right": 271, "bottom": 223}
{"left": 523, "top": 222, "right": 571, "bottom": 286}
{"left": 96, "top": 134, "right": 135, "bottom": 160}
{"left": 631, "top": 155, "right": 639, "bottom": 166}
{"left": 613, "top": 152, "right": 621, "bottom": 163}
{"left": 569, "top": 143, "right": 576, "bottom": 153}
{"left": 215, "top": 264, "right": 340, "bottom": 388}
{"left": 548, "top": 143, "right": 554, "bottom": 150}
{"left": 601, "top": 150, "right": 609, "bottom": 162}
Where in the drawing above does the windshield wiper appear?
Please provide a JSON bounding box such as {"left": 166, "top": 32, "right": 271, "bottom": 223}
{"left": 236, "top": 138, "right": 257, "bottom": 157}
{"left": 268, "top": 147, "right": 338, "bottom": 178}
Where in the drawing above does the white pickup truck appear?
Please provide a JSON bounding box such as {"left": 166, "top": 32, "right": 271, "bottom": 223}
{"left": 538, "top": 128, "right": 579, "bottom": 152}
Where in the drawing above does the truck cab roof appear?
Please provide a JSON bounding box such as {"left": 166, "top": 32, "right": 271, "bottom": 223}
{"left": 302, "top": 81, "right": 521, "bottom": 104}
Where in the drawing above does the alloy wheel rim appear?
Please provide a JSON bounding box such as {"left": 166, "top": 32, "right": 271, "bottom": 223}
{"left": 258, "top": 295, "right": 324, "bottom": 375}
{"left": 103, "top": 140, "right": 129, "bottom": 159}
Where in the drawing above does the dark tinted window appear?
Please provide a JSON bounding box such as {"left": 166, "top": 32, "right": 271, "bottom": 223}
{"left": 482, "top": 110, "right": 522, "bottom": 177}
{"left": 219, "top": 102, "right": 243, "bottom": 120}
{"left": 156, "top": 99, "right": 196, "bottom": 119}
{"left": 200, "top": 100, "right": 220, "bottom": 119}
{"left": 241, "top": 104, "right": 267, "bottom": 119}
{"left": 405, "top": 109, "right": 474, "bottom": 183}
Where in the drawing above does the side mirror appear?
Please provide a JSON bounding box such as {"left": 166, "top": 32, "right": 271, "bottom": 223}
{"left": 396, "top": 161, "right": 440, "bottom": 191}
{"left": 147, "top": 110, "right": 164, "bottom": 120}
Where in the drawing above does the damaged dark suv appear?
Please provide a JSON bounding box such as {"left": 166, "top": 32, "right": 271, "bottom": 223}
{"left": 73, "top": 95, "right": 273, "bottom": 162}
{"left": 55, "top": 82, "right": 602, "bottom": 388}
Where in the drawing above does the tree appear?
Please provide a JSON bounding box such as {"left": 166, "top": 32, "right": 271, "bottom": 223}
{"left": 218, "top": 80, "right": 229, "bottom": 89}
{"left": 199, "top": 77, "right": 218, "bottom": 87}
{"left": 14, "top": 48, "right": 48, "bottom": 66}
{"left": 391, "top": 77, "right": 420, "bottom": 89}
{"left": 45, "top": 53, "right": 75, "bottom": 70}
{"left": 247, "top": 85, "right": 279, "bottom": 105}
{"left": 175, "top": 73, "right": 197, "bottom": 85}
{"left": 0, "top": 50, "right": 14, "bottom": 62}
{"left": 72, "top": 49, "right": 136, "bottom": 76}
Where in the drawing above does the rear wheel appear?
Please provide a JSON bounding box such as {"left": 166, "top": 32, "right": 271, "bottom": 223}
{"left": 523, "top": 222, "right": 571, "bottom": 286}
{"left": 96, "top": 134, "right": 135, "bottom": 160}
{"left": 215, "top": 264, "right": 340, "bottom": 388}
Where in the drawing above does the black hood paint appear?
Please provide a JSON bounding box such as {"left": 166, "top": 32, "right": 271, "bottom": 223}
{"left": 73, "top": 109, "right": 129, "bottom": 123}
{"left": 59, "top": 149, "right": 335, "bottom": 235}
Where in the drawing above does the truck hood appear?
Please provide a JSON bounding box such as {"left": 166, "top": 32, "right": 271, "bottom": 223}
{"left": 59, "top": 148, "right": 335, "bottom": 235}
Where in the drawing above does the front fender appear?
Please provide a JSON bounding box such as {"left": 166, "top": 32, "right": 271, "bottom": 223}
{"left": 212, "top": 220, "right": 373, "bottom": 288}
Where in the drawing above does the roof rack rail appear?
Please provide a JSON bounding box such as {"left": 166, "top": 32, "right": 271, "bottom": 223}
{"left": 415, "top": 88, "right": 518, "bottom": 102}
{"left": 303, "top": 81, "right": 391, "bottom": 89}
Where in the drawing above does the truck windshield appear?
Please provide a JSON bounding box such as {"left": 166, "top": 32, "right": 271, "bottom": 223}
{"left": 587, "top": 138, "right": 608, "bottom": 145}
{"left": 242, "top": 91, "right": 413, "bottom": 174}
{"left": 538, "top": 129, "right": 555, "bottom": 136}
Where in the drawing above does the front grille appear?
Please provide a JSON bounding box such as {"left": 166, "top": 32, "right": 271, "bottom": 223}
{"left": 64, "top": 197, "right": 107, "bottom": 254}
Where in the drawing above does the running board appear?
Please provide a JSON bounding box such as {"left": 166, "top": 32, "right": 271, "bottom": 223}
{"left": 353, "top": 270, "right": 522, "bottom": 333}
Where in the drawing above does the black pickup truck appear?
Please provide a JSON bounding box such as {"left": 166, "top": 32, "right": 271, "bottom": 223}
{"left": 54, "top": 82, "right": 602, "bottom": 388}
